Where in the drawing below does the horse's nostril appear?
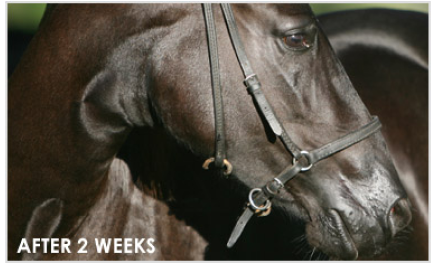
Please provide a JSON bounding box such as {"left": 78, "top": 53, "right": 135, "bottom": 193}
{"left": 388, "top": 198, "right": 412, "bottom": 238}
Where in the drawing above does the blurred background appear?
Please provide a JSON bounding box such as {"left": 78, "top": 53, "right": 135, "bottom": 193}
{"left": 7, "top": 3, "right": 429, "bottom": 76}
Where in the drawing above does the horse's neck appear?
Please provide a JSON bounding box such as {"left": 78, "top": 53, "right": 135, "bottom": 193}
{"left": 318, "top": 9, "right": 428, "bottom": 69}
{"left": 8, "top": 5, "right": 191, "bottom": 257}
{"left": 23, "top": 158, "right": 207, "bottom": 260}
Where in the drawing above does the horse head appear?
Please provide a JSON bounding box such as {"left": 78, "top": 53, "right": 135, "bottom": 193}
{"left": 139, "top": 4, "right": 412, "bottom": 259}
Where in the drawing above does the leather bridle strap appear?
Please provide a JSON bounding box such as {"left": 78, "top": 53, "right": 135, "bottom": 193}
{"left": 221, "top": 3, "right": 303, "bottom": 160}
{"left": 201, "top": 3, "right": 383, "bottom": 248}
{"left": 202, "top": 4, "right": 232, "bottom": 175}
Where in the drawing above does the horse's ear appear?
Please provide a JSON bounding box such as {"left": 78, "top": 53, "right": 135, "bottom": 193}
{"left": 22, "top": 198, "right": 63, "bottom": 260}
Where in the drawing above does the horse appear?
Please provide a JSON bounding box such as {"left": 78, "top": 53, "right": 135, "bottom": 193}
{"left": 318, "top": 9, "right": 428, "bottom": 260}
{"left": 8, "top": 4, "right": 412, "bottom": 260}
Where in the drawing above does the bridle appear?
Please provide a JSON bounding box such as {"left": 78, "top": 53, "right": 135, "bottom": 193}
{"left": 201, "top": 3, "right": 382, "bottom": 248}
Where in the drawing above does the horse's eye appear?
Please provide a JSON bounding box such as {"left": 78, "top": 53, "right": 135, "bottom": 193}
{"left": 282, "top": 25, "right": 316, "bottom": 51}
{"left": 283, "top": 33, "right": 312, "bottom": 49}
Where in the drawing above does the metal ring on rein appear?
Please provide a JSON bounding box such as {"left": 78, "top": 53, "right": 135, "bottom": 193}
{"left": 202, "top": 157, "right": 233, "bottom": 175}
{"left": 248, "top": 188, "right": 272, "bottom": 212}
{"left": 293, "top": 150, "right": 313, "bottom": 172}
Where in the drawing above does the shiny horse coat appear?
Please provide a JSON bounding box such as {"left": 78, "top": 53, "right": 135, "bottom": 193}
{"left": 9, "top": 4, "right": 413, "bottom": 260}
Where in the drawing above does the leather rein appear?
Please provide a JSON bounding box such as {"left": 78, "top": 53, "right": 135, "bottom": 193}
{"left": 201, "top": 3, "right": 382, "bottom": 248}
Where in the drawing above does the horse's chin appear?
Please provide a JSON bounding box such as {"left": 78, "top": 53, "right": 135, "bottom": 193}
{"left": 327, "top": 209, "right": 359, "bottom": 260}
{"left": 301, "top": 208, "right": 359, "bottom": 260}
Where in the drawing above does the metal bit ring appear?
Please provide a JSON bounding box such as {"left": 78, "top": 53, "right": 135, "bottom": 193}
{"left": 248, "top": 188, "right": 272, "bottom": 211}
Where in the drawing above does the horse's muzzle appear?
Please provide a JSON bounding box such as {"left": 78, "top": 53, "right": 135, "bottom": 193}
{"left": 316, "top": 197, "right": 412, "bottom": 259}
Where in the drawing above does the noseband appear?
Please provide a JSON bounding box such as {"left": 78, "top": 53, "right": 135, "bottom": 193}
{"left": 201, "top": 4, "right": 382, "bottom": 248}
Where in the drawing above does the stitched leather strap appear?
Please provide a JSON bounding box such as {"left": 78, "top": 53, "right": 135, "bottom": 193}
{"left": 203, "top": 4, "right": 227, "bottom": 168}
{"left": 246, "top": 79, "right": 303, "bottom": 158}
{"left": 220, "top": 3, "right": 255, "bottom": 77}
{"left": 310, "top": 116, "right": 382, "bottom": 164}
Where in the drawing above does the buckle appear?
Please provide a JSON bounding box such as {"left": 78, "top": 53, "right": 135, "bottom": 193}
{"left": 243, "top": 74, "right": 258, "bottom": 87}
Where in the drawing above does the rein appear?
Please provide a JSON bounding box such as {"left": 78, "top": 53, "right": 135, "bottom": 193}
{"left": 201, "top": 3, "right": 382, "bottom": 248}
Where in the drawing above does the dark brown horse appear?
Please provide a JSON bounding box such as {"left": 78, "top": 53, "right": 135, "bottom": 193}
{"left": 9, "top": 4, "right": 413, "bottom": 260}
{"left": 319, "top": 9, "right": 428, "bottom": 260}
